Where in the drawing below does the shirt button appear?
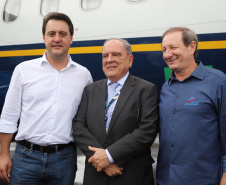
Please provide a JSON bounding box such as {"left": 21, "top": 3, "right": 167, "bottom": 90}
{"left": 171, "top": 144, "right": 174, "bottom": 147}
{"left": 172, "top": 127, "right": 175, "bottom": 131}
{"left": 173, "top": 110, "right": 177, "bottom": 114}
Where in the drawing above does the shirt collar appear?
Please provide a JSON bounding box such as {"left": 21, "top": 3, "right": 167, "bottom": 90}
{"left": 168, "top": 61, "right": 205, "bottom": 85}
{"left": 40, "top": 51, "right": 76, "bottom": 69}
{"left": 107, "top": 72, "right": 129, "bottom": 86}
{"left": 40, "top": 52, "right": 48, "bottom": 65}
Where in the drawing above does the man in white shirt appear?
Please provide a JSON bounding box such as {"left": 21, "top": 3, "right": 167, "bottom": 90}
{"left": 0, "top": 12, "right": 92, "bottom": 185}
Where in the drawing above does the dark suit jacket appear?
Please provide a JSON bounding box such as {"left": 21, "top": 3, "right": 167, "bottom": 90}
{"left": 73, "top": 74, "right": 159, "bottom": 185}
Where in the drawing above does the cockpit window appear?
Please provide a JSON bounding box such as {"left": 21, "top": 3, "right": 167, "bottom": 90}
{"left": 3, "top": 0, "right": 21, "bottom": 22}
{"left": 40, "top": 0, "right": 59, "bottom": 16}
{"left": 81, "top": 0, "right": 101, "bottom": 10}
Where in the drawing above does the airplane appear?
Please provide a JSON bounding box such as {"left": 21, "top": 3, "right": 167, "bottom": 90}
{"left": 0, "top": 0, "right": 226, "bottom": 113}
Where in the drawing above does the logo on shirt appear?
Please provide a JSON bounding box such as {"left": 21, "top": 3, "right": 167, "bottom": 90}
{"left": 185, "top": 97, "right": 199, "bottom": 106}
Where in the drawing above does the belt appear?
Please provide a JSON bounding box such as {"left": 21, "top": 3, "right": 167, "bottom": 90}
{"left": 17, "top": 140, "right": 74, "bottom": 153}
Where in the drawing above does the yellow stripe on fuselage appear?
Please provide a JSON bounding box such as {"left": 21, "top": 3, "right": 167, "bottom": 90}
{"left": 0, "top": 41, "right": 226, "bottom": 57}
{"left": 0, "top": 49, "right": 46, "bottom": 57}
{"left": 69, "top": 46, "right": 103, "bottom": 54}
{"left": 198, "top": 41, "right": 226, "bottom": 49}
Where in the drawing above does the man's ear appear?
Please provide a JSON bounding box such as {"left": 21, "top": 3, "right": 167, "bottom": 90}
{"left": 70, "top": 35, "right": 73, "bottom": 44}
{"left": 43, "top": 34, "right": 46, "bottom": 44}
{"left": 129, "top": 55, "right": 134, "bottom": 68}
{"left": 190, "top": 41, "right": 196, "bottom": 55}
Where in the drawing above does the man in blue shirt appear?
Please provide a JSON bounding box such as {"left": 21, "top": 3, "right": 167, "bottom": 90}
{"left": 156, "top": 27, "right": 226, "bottom": 185}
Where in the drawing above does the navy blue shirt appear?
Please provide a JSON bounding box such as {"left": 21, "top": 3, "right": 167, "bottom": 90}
{"left": 156, "top": 62, "right": 226, "bottom": 185}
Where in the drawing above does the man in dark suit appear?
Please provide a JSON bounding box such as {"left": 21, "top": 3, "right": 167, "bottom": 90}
{"left": 73, "top": 38, "right": 158, "bottom": 185}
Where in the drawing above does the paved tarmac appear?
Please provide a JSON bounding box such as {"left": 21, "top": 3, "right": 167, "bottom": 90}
{"left": 0, "top": 137, "right": 159, "bottom": 185}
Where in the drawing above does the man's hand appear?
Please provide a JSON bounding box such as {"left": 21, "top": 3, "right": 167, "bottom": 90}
{"left": 103, "top": 163, "right": 123, "bottom": 177}
{"left": 88, "top": 146, "right": 110, "bottom": 172}
{"left": 0, "top": 133, "right": 13, "bottom": 184}
{"left": 221, "top": 172, "right": 226, "bottom": 185}
{"left": 0, "top": 155, "right": 12, "bottom": 184}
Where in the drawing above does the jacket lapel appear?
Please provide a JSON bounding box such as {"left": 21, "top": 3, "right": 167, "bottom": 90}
{"left": 108, "top": 74, "right": 135, "bottom": 134}
{"left": 97, "top": 79, "right": 108, "bottom": 135}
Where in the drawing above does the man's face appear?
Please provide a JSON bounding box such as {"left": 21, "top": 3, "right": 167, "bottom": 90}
{"left": 102, "top": 40, "right": 133, "bottom": 82}
{"left": 43, "top": 19, "right": 73, "bottom": 60}
{"left": 162, "top": 31, "right": 195, "bottom": 74}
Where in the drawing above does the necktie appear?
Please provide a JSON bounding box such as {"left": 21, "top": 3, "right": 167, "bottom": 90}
{"left": 108, "top": 82, "right": 119, "bottom": 102}
{"left": 105, "top": 82, "right": 119, "bottom": 132}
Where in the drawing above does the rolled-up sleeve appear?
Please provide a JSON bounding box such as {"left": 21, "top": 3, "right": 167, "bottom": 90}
{"left": 0, "top": 65, "right": 23, "bottom": 133}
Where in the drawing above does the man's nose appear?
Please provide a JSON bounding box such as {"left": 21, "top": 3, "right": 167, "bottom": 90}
{"left": 54, "top": 34, "right": 61, "bottom": 42}
{"left": 163, "top": 49, "right": 173, "bottom": 59}
{"left": 106, "top": 55, "right": 114, "bottom": 62}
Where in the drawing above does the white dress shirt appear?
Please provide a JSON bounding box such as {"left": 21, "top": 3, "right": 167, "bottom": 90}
{"left": 105, "top": 72, "right": 129, "bottom": 133}
{"left": 0, "top": 53, "right": 93, "bottom": 145}
{"left": 105, "top": 72, "right": 129, "bottom": 163}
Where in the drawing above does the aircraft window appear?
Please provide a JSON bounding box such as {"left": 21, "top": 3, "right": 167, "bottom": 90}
{"left": 40, "top": 0, "right": 59, "bottom": 16}
{"left": 81, "top": 0, "right": 101, "bottom": 10}
{"left": 3, "top": 0, "right": 21, "bottom": 22}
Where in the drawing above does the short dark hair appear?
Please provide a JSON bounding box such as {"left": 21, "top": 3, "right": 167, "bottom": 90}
{"left": 162, "top": 27, "right": 198, "bottom": 59}
{"left": 42, "top": 12, "right": 74, "bottom": 36}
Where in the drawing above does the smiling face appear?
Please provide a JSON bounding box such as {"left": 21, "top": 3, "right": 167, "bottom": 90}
{"left": 162, "top": 31, "right": 196, "bottom": 74}
{"left": 43, "top": 19, "right": 73, "bottom": 61}
{"left": 102, "top": 40, "right": 133, "bottom": 82}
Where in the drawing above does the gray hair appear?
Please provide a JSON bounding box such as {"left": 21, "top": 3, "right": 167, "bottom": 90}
{"left": 103, "top": 38, "right": 132, "bottom": 56}
{"left": 162, "top": 27, "right": 198, "bottom": 59}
